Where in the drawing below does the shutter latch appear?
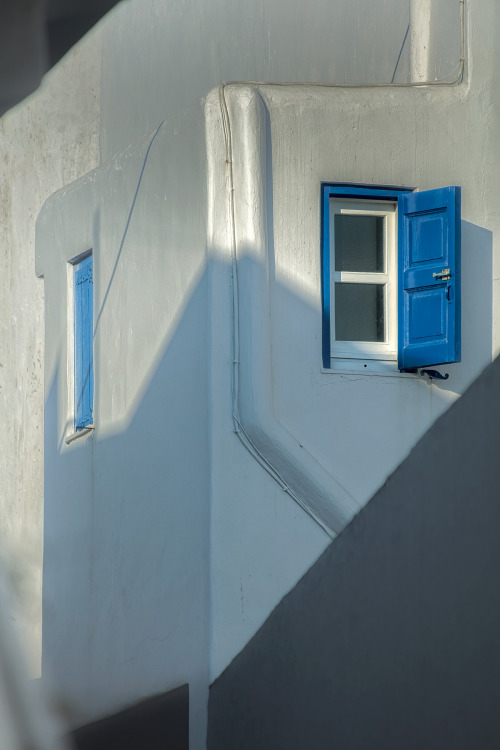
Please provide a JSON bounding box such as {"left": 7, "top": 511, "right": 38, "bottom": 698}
{"left": 433, "top": 268, "right": 451, "bottom": 281}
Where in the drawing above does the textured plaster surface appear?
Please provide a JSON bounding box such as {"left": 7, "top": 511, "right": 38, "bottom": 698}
{"left": 0, "top": 32, "right": 101, "bottom": 675}
{"left": 37, "top": 104, "right": 211, "bottom": 749}
{"left": 99, "top": 0, "right": 460, "bottom": 161}
{"left": 208, "top": 0, "right": 496, "bottom": 680}
{"left": 33, "top": 1, "right": 499, "bottom": 748}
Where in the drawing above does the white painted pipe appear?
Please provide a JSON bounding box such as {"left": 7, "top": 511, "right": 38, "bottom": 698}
{"left": 410, "top": 0, "right": 432, "bottom": 83}
{"left": 214, "top": 85, "right": 361, "bottom": 536}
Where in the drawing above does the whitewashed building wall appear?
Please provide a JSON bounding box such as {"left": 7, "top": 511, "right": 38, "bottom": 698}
{"left": 32, "top": 0, "right": 499, "bottom": 747}
{"left": 0, "top": 31, "right": 101, "bottom": 676}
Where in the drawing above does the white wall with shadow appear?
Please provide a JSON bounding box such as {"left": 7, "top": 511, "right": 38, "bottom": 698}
{"left": 42, "top": 273, "right": 211, "bottom": 748}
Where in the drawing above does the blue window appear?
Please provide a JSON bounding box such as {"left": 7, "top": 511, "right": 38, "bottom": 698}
{"left": 74, "top": 254, "right": 94, "bottom": 429}
{"left": 321, "top": 184, "right": 461, "bottom": 372}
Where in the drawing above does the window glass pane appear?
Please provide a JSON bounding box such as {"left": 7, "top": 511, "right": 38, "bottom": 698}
{"left": 335, "top": 283, "right": 385, "bottom": 342}
{"left": 334, "top": 215, "right": 384, "bottom": 272}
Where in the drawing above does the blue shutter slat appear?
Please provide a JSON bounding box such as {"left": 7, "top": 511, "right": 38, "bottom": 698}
{"left": 74, "top": 255, "right": 93, "bottom": 429}
{"left": 398, "top": 186, "right": 461, "bottom": 370}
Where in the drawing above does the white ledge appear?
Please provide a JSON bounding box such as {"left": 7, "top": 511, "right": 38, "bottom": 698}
{"left": 322, "top": 368, "right": 422, "bottom": 378}
{"left": 65, "top": 426, "right": 94, "bottom": 445}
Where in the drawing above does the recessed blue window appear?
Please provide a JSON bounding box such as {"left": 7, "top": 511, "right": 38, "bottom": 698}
{"left": 321, "top": 184, "right": 461, "bottom": 371}
{"left": 74, "top": 254, "right": 94, "bottom": 429}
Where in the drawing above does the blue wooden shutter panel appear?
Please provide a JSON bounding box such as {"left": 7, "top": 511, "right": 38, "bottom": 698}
{"left": 74, "top": 255, "right": 94, "bottom": 429}
{"left": 398, "top": 186, "right": 461, "bottom": 370}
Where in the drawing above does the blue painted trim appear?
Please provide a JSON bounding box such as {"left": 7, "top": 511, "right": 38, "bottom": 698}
{"left": 74, "top": 254, "right": 94, "bottom": 430}
{"left": 320, "top": 183, "right": 413, "bottom": 369}
{"left": 321, "top": 187, "right": 331, "bottom": 368}
{"left": 397, "top": 203, "right": 405, "bottom": 369}
{"left": 398, "top": 186, "right": 461, "bottom": 369}
{"left": 454, "top": 186, "right": 462, "bottom": 364}
{"left": 322, "top": 183, "right": 414, "bottom": 201}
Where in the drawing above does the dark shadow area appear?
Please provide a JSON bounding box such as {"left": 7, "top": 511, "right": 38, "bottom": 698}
{"left": 208, "top": 355, "right": 500, "bottom": 750}
{"left": 0, "top": 0, "right": 121, "bottom": 116}
{"left": 71, "top": 684, "right": 188, "bottom": 750}
{"left": 43, "top": 274, "right": 210, "bottom": 729}
{"left": 47, "top": 0, "right": 121, "bottom": 66}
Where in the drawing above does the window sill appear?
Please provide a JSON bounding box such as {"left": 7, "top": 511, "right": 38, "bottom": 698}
{"left": 65, "top": 426, "right": 94, "bottom": 444}
{"left": 322, "top": 361, "right": 420, "bottom": 378}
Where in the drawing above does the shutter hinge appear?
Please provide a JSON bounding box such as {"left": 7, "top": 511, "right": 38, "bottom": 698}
{"left": 420, "top": 368, "right": 449, "bottom": 380}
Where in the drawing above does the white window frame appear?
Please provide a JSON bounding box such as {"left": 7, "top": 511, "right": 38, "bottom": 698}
{"left": 330, "top": 198, "right": 397, "bottom": 363}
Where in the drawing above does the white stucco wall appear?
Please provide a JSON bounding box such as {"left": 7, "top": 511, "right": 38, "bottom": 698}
{"left": 206, "top": 67, "right": 497, "bottom": 681}
{"left": 33, "top": 0, "right": 499, "bottom": 748}
{"left": 0, "top": 31, "right": 101, "bottom": 676}
{"left": 98, "top": 0, "right": 461, "bottom": 161}
{"left": 36, "top": 102, "right": 211, "bottom": 748}
{"left": 206, "top": 0, "right": 499, "bottom": 680}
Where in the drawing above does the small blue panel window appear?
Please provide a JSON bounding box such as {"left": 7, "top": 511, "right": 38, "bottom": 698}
{"left": 74, "top": 254, "right": 94, "bottom": 429}
{"left": 321, "top": 184, "right": 461, "bottom": 371}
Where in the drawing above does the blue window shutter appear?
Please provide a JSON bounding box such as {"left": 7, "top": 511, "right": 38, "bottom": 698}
{"left": 398, "top": 186, "right": 461, "bottom": 370}
{"left": 74, "top": 255, "right": 94, "bottom": 429}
